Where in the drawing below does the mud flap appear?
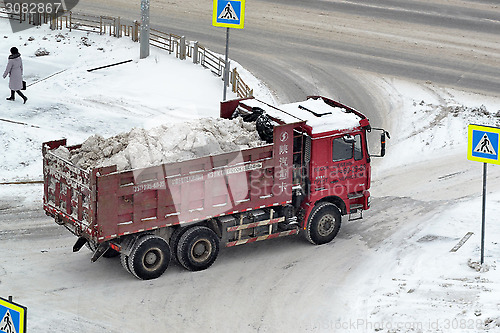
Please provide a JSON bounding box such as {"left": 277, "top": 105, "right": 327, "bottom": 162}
{"left": 91, "top": 242, "right": 110, "bottom": 262}
{"left": 73, "top": 237, "right": 87, "bottom": 252}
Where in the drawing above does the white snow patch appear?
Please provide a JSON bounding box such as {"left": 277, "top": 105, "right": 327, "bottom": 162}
{"left": 280, "top": 98, "right": 361, "bottom": 133}
{"left": 240, "top": 97, "right": 362, "bottom": 133}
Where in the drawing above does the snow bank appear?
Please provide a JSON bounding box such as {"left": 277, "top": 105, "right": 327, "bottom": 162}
{"left": 375, "top": 78, "right": 500, "bottom": 170}
{"left": 54, "top": 117, "right": 265, "bottom": 171}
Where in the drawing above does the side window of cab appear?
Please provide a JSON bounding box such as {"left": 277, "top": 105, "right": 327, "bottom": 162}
{"left": 332, "top": 134, "right": 363, "bottom": 162}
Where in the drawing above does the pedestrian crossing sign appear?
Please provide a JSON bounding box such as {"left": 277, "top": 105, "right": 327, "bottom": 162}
{"left": 213, "top": 0, "right": 245, "bottom": 29}
{"left": 468, "top": 124, "right": 500, "bottom": 165}
{"left": 0, "top": 297, "right": 26, "bottom": 333}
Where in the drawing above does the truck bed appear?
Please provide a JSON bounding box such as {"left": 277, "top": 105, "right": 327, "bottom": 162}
{"left": 43, "top": 122, "right": 300, "bottom": 243}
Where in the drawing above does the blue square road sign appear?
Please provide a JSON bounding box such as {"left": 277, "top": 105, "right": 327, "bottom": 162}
{"left": 468, "top": 124, "right": 500, "bottom": 165}
{"left": 0, "top": 297, "right": 27, "bottom": 333}
{"left": 213, "top": 0, "right": 245, "bottom": 29}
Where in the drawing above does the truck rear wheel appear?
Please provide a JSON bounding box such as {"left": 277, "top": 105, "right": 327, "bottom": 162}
{"left": 129, "top": 235, "right": 171, "bottom": 280}
{"left": 177, "top": 226, "right": 220, "bottom": 271}
{"left": 306, "top": 202, "right": 341, "bottom": 245}
{"left": 169, "top": 226, "right": 190, "bottom": 263}
{"left": 120, "top": 253, "right": 132, "bottom": 274}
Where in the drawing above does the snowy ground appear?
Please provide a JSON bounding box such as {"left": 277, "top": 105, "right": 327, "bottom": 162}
{"left": 1, "top": 20, "right": 500, "bottom": 333}
{"left": 0, "top": 21, "right": 274, "bottom": 183}
{"left": 344, "top": 78, "right": 500, "bottom": 332}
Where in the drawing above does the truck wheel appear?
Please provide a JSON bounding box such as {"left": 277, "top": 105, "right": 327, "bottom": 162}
{"left": 306, "top": 202, "right": 341, "bottom": 245}
{"left": 120, "top": 253, "right": 132, "bottom": 274}
{"left": 177, "top": 226, "right": 219, "bottom": 271}
{"left": 129, "top": 235, "right": 171, "bottom": 280}
{"left": 169, "top": 226, "right": 190, "bottom": 263}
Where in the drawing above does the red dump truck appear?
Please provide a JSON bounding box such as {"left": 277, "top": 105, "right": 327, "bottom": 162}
{"left": 43, "top": 96, "right": 389, "bottom": 280}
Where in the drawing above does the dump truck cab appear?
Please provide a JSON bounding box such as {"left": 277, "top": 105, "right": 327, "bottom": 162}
{"left": 222, "top": 96, "right": 384, "bottom": 231}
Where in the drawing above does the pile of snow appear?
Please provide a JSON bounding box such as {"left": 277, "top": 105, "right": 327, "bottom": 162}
{"left": 53, "top": 117, "right": 264, "bottom": 171}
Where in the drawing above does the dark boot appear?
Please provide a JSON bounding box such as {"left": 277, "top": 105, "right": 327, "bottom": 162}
{"left": 16, "top": 90, "right": 27, "bottom": 104}
{"left": 6, "top": 90, "right": 15, "bottom": 101}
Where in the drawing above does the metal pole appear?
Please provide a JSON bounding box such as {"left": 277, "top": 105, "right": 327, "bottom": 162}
{"left": 180, "top": 36, "right": 186, "bottom": 60}
{"left": 223, "top": 27, "right": 230, "bottom": 101}
{"left": 140, "top": 0, "right": 150, "bottom": 59}
{"left": 193, "top": 41, "right": 199, "bottom": 64}
{"left": 481, "top": 162, "right": 487, "bottom": 264}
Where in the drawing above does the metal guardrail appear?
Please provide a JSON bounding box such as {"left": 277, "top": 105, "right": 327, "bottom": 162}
{"left": 150, "top": 28, "right": 180, "bottom": 54}
{"left": 0, "top": 5, "right": 253, "bottom": 98}
{"left": 197, "top": 45, "right": 225, "bottom": 76}
{"left": 231, "top": 67, "right": 253, "bottom": 97}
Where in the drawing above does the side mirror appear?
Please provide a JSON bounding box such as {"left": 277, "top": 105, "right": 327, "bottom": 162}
{"left": 380, "top": 132, "right": 386, "bottom": 157}
{"left": 370, "top": 128, "right": 390, "bottom": 157}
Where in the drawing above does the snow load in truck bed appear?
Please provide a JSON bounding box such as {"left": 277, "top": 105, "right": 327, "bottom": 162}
{"left": 52, "top": 117, "right": 266, "bottom": 171}
{"left": 242, "top": 98, "right": 362, "bottom": 134}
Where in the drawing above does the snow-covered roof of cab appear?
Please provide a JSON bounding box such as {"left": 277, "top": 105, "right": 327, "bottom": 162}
{"left": 239, "top": 96, "right": 368, "bottom": 135}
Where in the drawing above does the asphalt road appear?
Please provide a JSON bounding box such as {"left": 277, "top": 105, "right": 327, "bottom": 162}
{"left": 74, "top": 0, "right": 500, "bottom": 126}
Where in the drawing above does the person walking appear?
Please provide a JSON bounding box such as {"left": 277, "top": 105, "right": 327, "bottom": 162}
{"left": 3, "top": 47, "right": 27, "bottom": 104}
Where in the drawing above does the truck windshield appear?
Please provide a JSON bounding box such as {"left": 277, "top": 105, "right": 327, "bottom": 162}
{"left": 332, "top": 134, "right": 363, "bottom": 162}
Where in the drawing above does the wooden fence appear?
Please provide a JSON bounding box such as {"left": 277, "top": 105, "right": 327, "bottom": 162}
{"left": 0, "top": 6, "right": 253, "bottom": 98}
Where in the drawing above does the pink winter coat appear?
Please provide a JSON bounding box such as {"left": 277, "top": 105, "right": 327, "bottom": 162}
{"left": 3, "top": 53, "right": 23, "bottom": 91}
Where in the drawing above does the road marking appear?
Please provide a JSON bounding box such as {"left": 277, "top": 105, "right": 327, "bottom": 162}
{"left": 450, "top": 232, "right": 473, "bottom": 252}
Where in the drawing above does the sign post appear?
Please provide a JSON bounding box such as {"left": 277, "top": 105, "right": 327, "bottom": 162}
{"left": 481, "top": 162, "right": 487, "bottom": 264}
{"left": 140, "top": 0, "right": 150, "bottom": 59}
{"left": 212, "top": 0, "right": 246, "bottom": 100}
{"left": 0, "top": 296, "right": 27, "bottom": 333}
{"left": 467, "top": 124, "right": 500, "bottom": 264}
{"left": 223, "top": 27, "right": 230, "bottom": 101}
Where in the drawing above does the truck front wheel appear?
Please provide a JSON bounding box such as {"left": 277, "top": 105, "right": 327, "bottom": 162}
{"left": 306, "top": 202, "right": 341, "bottom": 245}
{"left": 177, "top": 226, "right": 220, "bottom": 271}
{"left": 129, "top": 235, "right": 171, "bottom": 280}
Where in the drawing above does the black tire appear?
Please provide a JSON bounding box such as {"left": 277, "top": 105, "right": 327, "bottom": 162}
{"left": 256, "top": 114, "right": 274, "bottom": 143}
{"left": 169, "top": 226, "right": 190, "bottom": 263}
{"left": 306, "top": 202, "right": 341, "bottom": 245}
{"left": 177, "top": 226, "right": 220, "bottom": 271}
{"left": 129, "top": 235, "right": 171, "bottom": 280}
{"left": 120, "top": 253, "right": 132, "bottom": 274}
{"left": 86, "top": 241, "right": 120, "bottom": 258}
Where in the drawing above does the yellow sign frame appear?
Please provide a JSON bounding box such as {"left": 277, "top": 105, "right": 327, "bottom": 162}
{"left": 213, "top": 0, "right": 245, "bottom": 29}
{"left": 467, "top": 124, "right": 500, "bottom": 165}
